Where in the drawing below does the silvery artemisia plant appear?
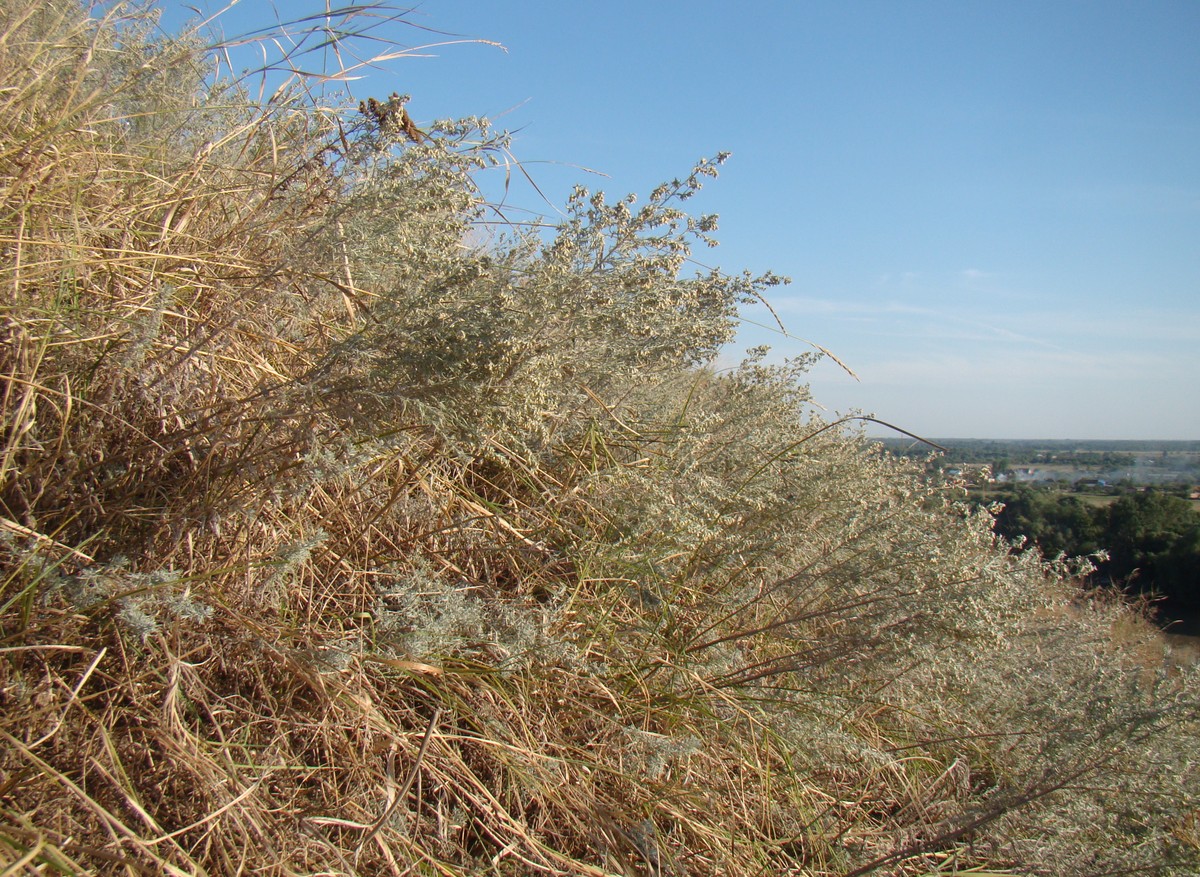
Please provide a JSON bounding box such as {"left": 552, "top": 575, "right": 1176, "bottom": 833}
{"left": 313, "top": 144, "right": 786, "bottom": 455}
{"left": 43, "top": 558, "right": 211, "bottom": 641}
{"left": 372, "top": 559, "right": 560, "bottom": 668}
{"left": 507, "top": 157, "right": 788, "bottom": 424}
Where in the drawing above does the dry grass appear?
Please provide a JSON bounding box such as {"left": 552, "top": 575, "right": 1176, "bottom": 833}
{"left": 1, "top": 3, "right": 1197, "bottom": 876}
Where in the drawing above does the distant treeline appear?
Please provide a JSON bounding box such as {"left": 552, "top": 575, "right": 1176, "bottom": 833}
{"left": 879, "top": 438, "right": 1200, "bottom": 480}
{"left": 982, "top": 484, "right": 1200, "bottom": 628}
{"left": 879, "top": 438, "right": 1200, "bottom": 457}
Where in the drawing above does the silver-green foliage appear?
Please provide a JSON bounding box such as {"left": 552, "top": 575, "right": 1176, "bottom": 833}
{"left": 339, "top": 142, "right": 1200, "bottom": 868}
{"left": 317, "top": 146, "right": 786, "bottom": 451}
{"left": 553, "top": 346, "right": 1198, "bottom": 874}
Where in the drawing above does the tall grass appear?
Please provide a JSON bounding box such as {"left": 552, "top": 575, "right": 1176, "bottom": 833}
{"left": 1, "top": 3, "right": 1197, "bottom": 875}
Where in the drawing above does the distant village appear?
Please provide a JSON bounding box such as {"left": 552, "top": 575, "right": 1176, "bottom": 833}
{"left": 878, "top": 438, "right": 1200, "bottom": 499}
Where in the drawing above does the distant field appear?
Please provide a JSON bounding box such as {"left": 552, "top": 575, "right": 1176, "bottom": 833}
{"left": 1075, "top": 493, "right": 1119, "bottom": 509}
{"left": 1027, "top": 491, "right": 1198, "bottom": 513}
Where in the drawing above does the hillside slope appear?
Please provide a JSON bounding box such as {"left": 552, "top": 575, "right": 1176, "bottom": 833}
{"left": 1, "top": 4, "right": 1197, "bottom": 875}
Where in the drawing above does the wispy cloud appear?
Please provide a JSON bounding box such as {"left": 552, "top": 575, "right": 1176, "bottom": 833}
{"left": 855, "top": 346, "right": 1180, "bottom": 387}
{"left": 958, "top": 268, "right": 991, "bottom": 282}
{"left": 758, "top": 292, "right": 1200, "bottom": 348}
{"left": 804, "top": 343, "right": 1200, "bottom": 439}
{"left": 759, "top": 296, "right": 1063, "bottom": 350}
{"left": 738, "top": 278, "right": 1200, "bottom": 437}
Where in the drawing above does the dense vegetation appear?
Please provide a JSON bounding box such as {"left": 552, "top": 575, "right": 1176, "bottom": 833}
{"left": 987, "top": 485, "right": 1200, "bottom": 625}
{"left": 2, "top": 4, "right": 1198, "bottom": 875}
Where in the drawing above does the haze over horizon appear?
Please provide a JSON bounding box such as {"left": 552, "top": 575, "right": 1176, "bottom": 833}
{"left": 161, "top": 1, "right": 1200, "bottom": 441}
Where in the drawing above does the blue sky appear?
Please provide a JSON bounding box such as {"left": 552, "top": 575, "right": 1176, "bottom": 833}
{"left": 161, "top": 1, "right": 1200, "bottom": 440}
